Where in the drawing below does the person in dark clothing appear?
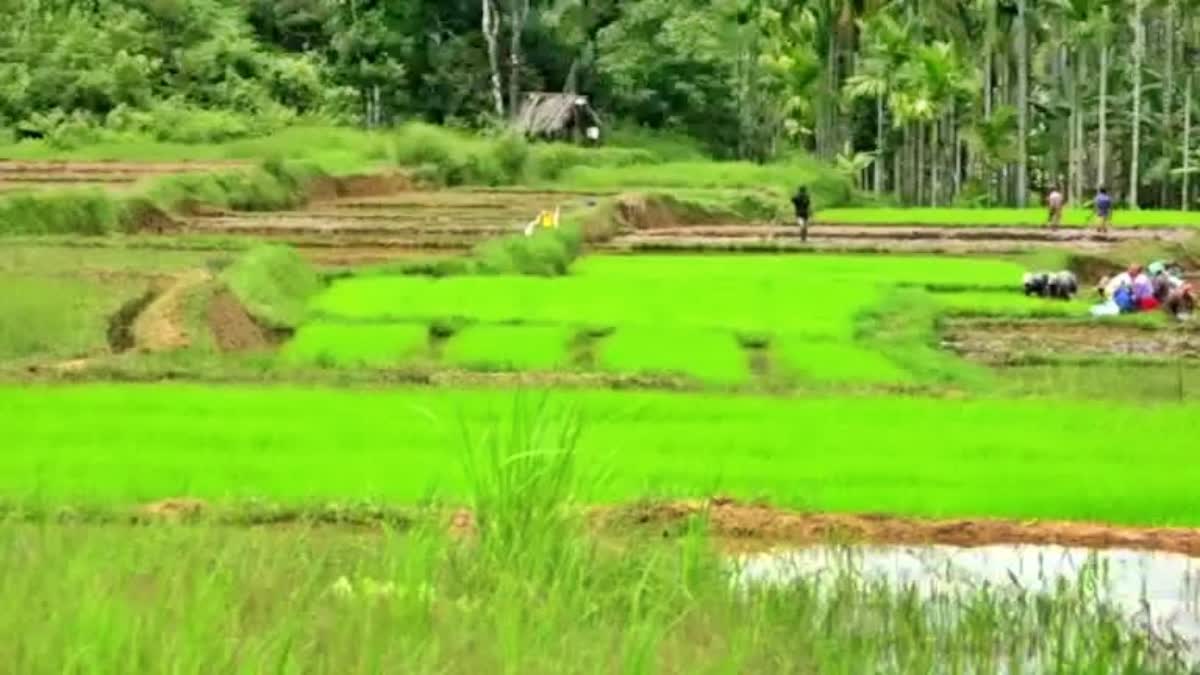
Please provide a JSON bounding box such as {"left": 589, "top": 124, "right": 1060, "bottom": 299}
{"left": 791, "top": 186, "right": 811, "bottom": 242}
{"left": 1093, "top": 186, "right": 1113, "bottom": 233}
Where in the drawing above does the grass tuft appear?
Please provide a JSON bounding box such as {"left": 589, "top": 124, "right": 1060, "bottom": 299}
{"left": 222, "top": 244, "right": 321, "bottom": 330}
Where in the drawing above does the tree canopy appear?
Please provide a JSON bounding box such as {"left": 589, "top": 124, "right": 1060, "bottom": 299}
{"left": 4, "top": 0, "right": 1200, "bottom": 208}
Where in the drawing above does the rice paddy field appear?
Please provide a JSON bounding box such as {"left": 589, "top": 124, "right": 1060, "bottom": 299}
{"left": 6, "top": 137, "right": 1200, "bottom": 672}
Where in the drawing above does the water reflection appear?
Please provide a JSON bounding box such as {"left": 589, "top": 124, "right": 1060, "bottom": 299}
{"left": 738, "top": 544, "right": 1200, "bottom": 656}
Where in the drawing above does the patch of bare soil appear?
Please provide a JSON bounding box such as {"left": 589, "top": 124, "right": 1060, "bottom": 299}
{"left": 429, "top": 369, "right": 697, "bottom": 392}
{"left": 115, "top": 497, "right": 1200, "bottom": 557}
{"left": 300, "top": 247, "right": 432, "bottom": 267}
{"left": 138, "top": 498, "right": 210, "bottom": 521}
{"left": 943, "top": 319, "right": 1200, "bottom": 363}
{"left": 184, "top": 214, "right": 510, "bottom": 238}
{"left": 305, "top": 173, "right": 416, "bottom": 202}
{"left": 207, "top": 290, "right": 272, "bottom": 352}
{"left": 605, "top": 224, "right": 1194, "bottom": 255}
{"left": 599, "top": 498, "right": 1200, "bottom": 556}
{"left": 131, "top": 269, "right": 212, "bottom": 353}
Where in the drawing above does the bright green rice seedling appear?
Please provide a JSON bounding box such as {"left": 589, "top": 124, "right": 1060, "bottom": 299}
{"left": 443, "top": 324, "right": 574, "bottom": 371}
{"left": 773, "top": 338, "right": 914, "bottom": 384}
{"left": 4, "top": 385, "right": 1200, "bottom": 525}
{"left": 283, "top": 321, "right": 429, "bottom": 367}
{"left": 930, "top": 291, "right": 1091, "bottom": 318}
{"left": 599, "top": 326, "right": 749, "bottom": 384}
{"left": 304, "top": 254, "right": 1048, "bottom": 385}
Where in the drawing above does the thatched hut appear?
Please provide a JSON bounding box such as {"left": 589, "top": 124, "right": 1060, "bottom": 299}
{"left": 513, "top": 92, "right": 601, "bottom": 142}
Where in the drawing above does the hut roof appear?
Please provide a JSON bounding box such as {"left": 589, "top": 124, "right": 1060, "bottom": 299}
{"left": 513, "top": 92, "right": 599, "bottom": 136}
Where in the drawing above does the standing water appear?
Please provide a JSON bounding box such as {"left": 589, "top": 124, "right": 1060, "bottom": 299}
{"left": 737, "top": 544, "right": 1200, "bottom": 660}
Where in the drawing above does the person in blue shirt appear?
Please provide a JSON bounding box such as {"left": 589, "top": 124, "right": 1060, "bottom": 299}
{"left": 1093, "top": 186, "right": 1113, "bottom": 233}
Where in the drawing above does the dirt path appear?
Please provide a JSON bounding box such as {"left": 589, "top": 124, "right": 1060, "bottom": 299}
{"left": 943, "top": 319, "right": 1200, "bottom": 363}
{"left": 127, "top": 496, "right": 1200, "bottom": 557}
{"left": 605, "top": 224, "right": 1194, "bottom": 255}
{"left": 131, "top": 269, "right": 212, "bottom": 353}
{"left": 601, "top": 498, "right": 1200, "bottom": 556}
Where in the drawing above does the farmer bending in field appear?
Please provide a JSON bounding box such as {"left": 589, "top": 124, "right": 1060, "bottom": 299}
{"left": 791, "top": 185, "right": 811, "bottom": 242}
{"left": 1046, "top": 187, "right": 1064, "bottom": 229}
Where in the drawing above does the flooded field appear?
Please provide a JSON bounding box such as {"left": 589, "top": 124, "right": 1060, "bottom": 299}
{"left": 740, "top": 543, "right": 1200, "bottom": 659}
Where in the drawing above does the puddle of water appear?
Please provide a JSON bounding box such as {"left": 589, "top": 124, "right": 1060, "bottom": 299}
{"left": 737, "top": 544, "right": 1200, "bottom": 659}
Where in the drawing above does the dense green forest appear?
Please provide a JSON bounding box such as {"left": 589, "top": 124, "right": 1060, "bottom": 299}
{"left": 3, "top": 0, "right": 1200, "bottom": 209}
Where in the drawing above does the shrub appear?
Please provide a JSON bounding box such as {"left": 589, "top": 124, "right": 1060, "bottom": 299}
{"left": 473, "top": 224, "right": 582, "bottom": 276}
{"left": 0, "top": 189, "right": 121, "bottom": 235}
{"left": 528, "top": 144, "right": 657, "bottom": 181}
{"left": 221, "top": 245, "right": 322, "bottom": 329}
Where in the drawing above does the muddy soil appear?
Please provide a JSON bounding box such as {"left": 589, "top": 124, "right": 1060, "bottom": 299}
{"left": 606, "top": 224, "right": 1193, "bottom": 255}
{"left": 124, "top": 495, "right": 1200, "bottom": 558}
{"left": 943, "top": 319, "right": 1200, "bottom": 363}
{"left": 301, "top": 247, "right": 435, "bottom": 267}
{"left": 131, "top": 270, "right": 212, "bottom": 353}
{"left": 0, "top": 160, "right": 252, "bottom": 194}
{"left": 602, "top": 498, "right": 1200, "bottom": 556}
{"left": 106, "top": 286, "right": 162, "bottom": 353}
{"left": 207, "top": 290, "right": 272, "bottom": 352}
{"left": 185, "top": 214, "right": 514, "bottom": 237}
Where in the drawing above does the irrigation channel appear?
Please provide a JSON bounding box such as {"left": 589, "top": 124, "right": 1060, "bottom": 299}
{"left": 738, "top": 543, "right": 1200, "bottom": 662}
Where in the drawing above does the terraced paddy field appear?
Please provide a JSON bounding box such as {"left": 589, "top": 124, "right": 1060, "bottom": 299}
{"left": 179, "top": 188, "right": 607, "bottom": 265}
{"left": 607, "top": 223, "right": 1197, "bottom": 255}
{"left": 288, "top": 253, "right": 1200, "bottom": 389}
{"left": 0, "top": 159, "right": 248, "bottom": 193}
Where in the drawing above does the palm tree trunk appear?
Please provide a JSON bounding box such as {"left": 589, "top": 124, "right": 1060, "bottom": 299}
{"left": 1073, "top": 50, "right": 1086, "bottom": 203}
{"left": 875, "top": 94, "right": 885, "bottom": 197}
{"left": 1067, "top": 49, "right": 1077, "bottom": 204}
{"left": 954, "top": 108, "right": 962, "bottom": 200}
{"left": 894, "top": 128, "right": 903, "bottom": 202}
{"left": 1015, "top": 0, "right": 1029, "bottom": 206}
{"left": 508, "top": 0, "right": 531, "bottom": 119}
{"left": 917, "top": 124, "right": 926, "bottom": 206}
{"left": 1098, "top": 42, "right": 1109, "bottom": 188}
{"left": 932, "top": 117, "right": 941, "bottom": 207}
{"left": 481, "top": 0, "right": 504, "bottom": 118}
{"left": 1163, "top": 0, "right": 1177, "bottom": 207}
{"left": 1185, "top": 72, "right": 1193, "bottom": 210}
{"left": 1130, "top": 0, "right": 1144, "bottom": 208}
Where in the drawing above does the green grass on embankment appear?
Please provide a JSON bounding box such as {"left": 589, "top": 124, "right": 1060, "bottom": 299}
{"left": 819, "top": 207, "right": 1200, "bottom": 227}
{"left": 3, "top": 385, "right": 1199, "bottom": 527}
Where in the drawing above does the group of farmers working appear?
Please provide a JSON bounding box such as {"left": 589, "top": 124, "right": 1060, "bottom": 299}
{"left": 1093, "top": 262, "right": 1195, "bottom": 318}
{"left": 1023, "top": 262, "right": 1195, "bottom": 319}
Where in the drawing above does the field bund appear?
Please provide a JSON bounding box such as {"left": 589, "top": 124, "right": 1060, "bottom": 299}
{"left": 4, "top": 384, "right": 1198, "bottom": 527}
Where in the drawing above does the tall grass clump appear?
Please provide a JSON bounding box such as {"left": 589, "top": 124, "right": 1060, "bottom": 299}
{"left": 221, "top": 244, "right": 321, "bottom": 329}
{"left": 141, "top": 159, "right": 322, "bottom": 212}
{"left": 0, "top": 189, "right": 123, "bottom": 235}
{"left": 457, "top": 396, "right": 585, "bottom": 570}
{"left": 0, "top": 159, "right": 326, "bottom": 237}
{"left": 472, "top": 223, "right": 583, "bottom": 276}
